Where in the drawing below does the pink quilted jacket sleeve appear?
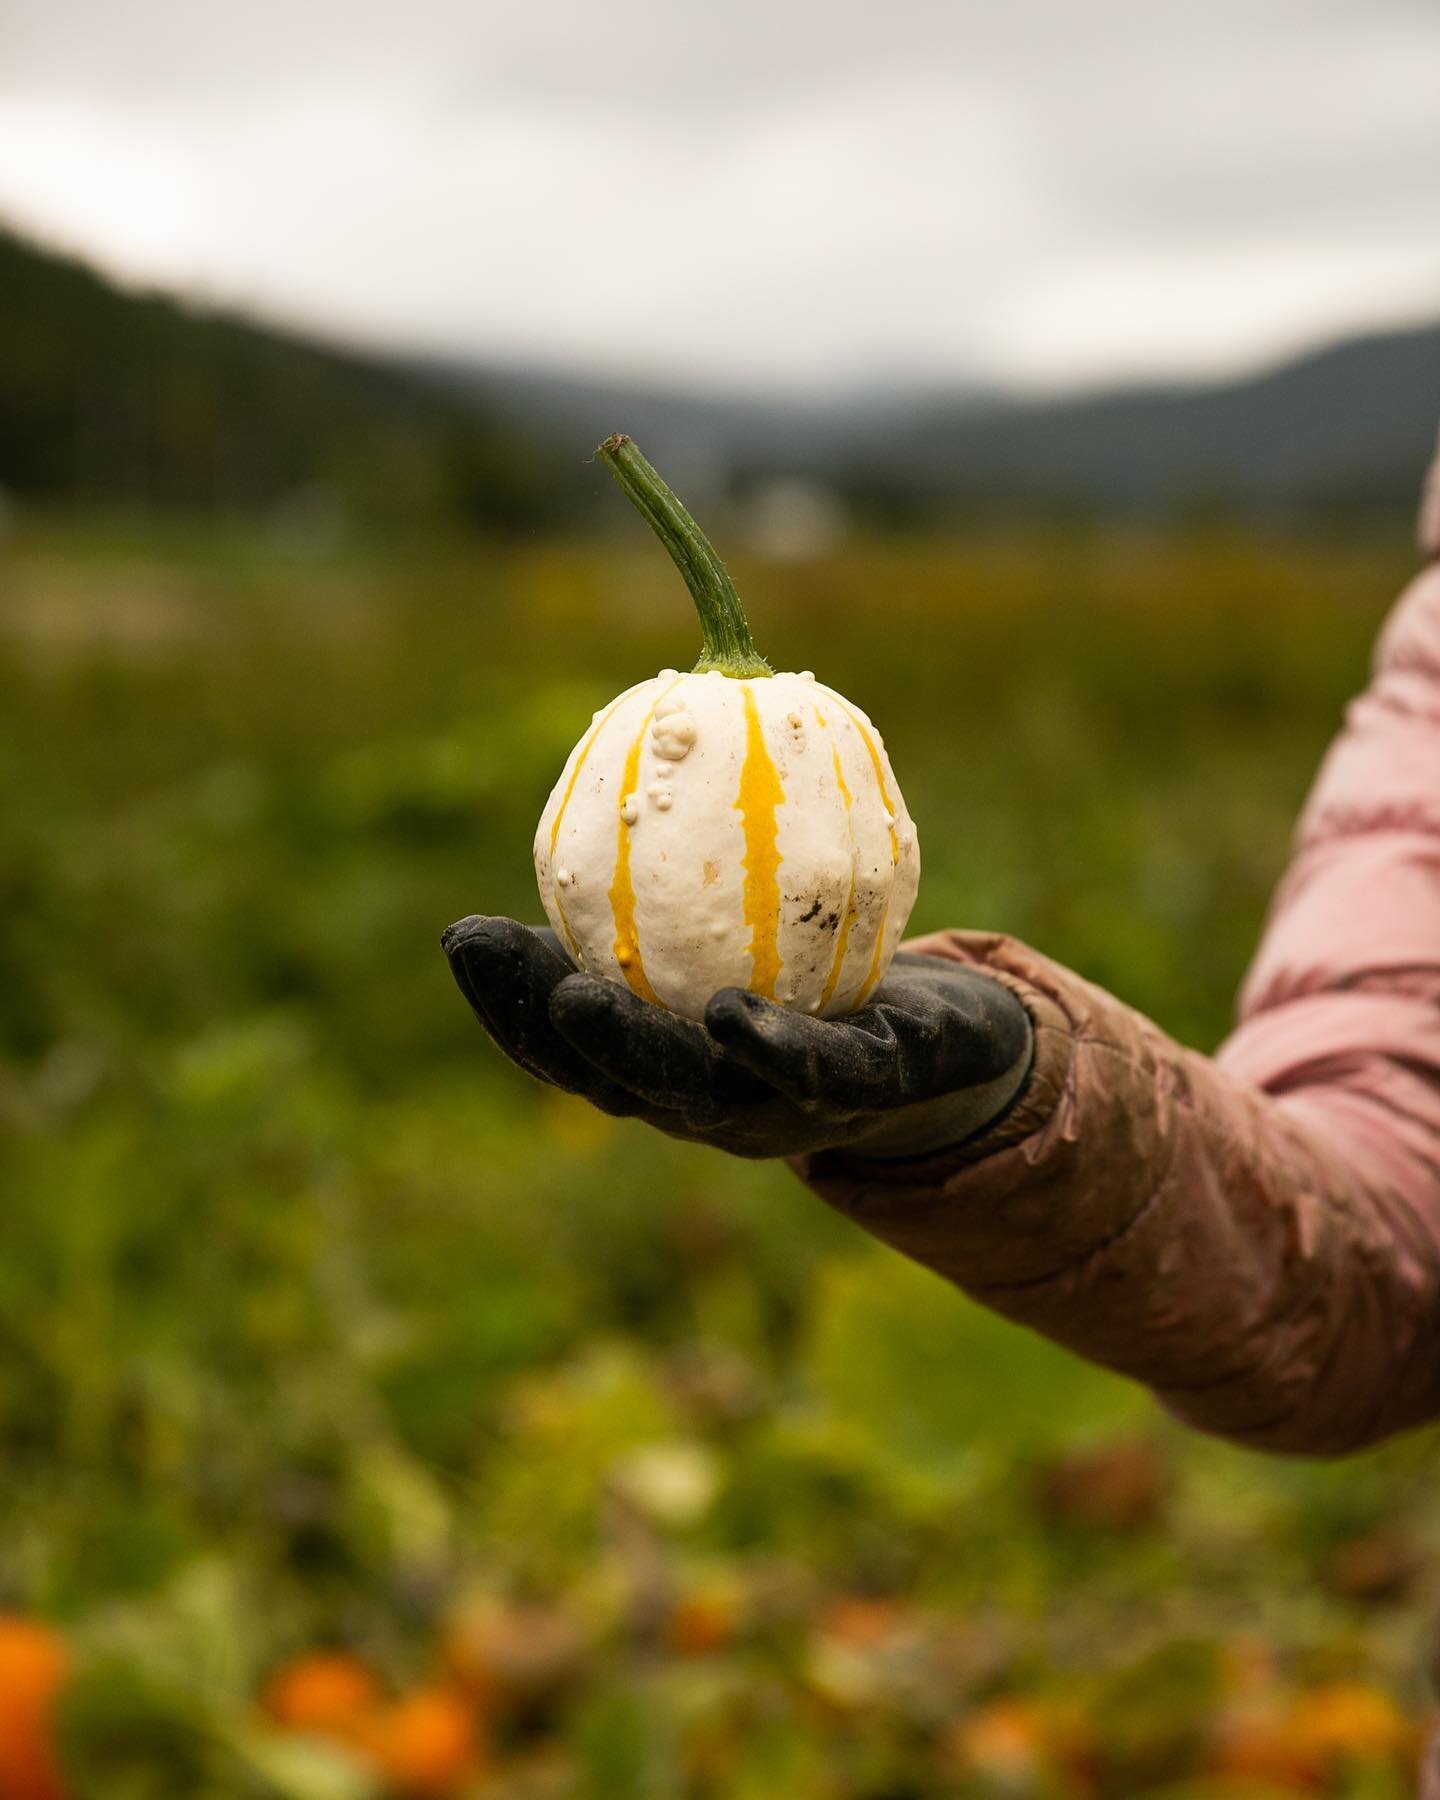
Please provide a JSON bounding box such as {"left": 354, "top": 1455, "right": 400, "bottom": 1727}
{"left": 794, "top": 443, "right": 1440, "bottom": 1456}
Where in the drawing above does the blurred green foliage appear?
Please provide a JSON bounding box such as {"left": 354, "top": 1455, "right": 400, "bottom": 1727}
{"left": 1, "top": 513, "right": 1437, "bottom": 1796}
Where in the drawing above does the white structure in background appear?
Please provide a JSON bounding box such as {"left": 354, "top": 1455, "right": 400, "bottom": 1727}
{"left": 744, "top": 477, "right": 849, "bottom": 562}
{"left": 265, "top": 483, "right": 349, "bottom": 561}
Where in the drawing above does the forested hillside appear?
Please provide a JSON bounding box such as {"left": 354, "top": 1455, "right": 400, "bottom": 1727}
{"left": 0, "top": 227, "right": 557, "bottom": 529}
{"left": 871, "top": 322, "right": 1440, "bottom": 519}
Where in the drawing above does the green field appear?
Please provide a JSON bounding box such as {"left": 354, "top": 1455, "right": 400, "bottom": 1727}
{"left": 1, "top": 515, "right": 1436, "bottom": 1797}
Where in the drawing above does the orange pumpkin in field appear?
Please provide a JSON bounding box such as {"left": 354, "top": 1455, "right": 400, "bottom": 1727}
{"left": 1211, "top": 1683, "right": 1410, "bottom": 1788}
{"left": 261, "top": 1649, "right": 383, "bottom": 1742}
{"left": 1286, "top": 1683, "right": 1409, "bottom": 1768}
{"left": 666, "top": 1588, "right": 742, "bottom": 1658}
{"left": 1209, "top": 1703, "right": 1320, "bottom": 1790}
{"left": 360, "top": 1687, "right": 482, "bottom": 1796}
{"left": 945, "top": 1695, "right": 1094, "bottom": 1790}
{"left": 0, "top": 1617, "right": 71, "bottom": 1800}
{"left": 951, "top": 1698, "right": 1048, "bottom": 1785}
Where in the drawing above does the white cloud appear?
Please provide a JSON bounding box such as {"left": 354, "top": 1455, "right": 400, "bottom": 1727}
{"left": 0, "top": 0, "right": 1436, "bottom": 390}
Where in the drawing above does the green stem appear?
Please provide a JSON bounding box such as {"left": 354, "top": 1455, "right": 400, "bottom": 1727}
{"left": 598, "top": 433, "right": 772, "bottom": 678}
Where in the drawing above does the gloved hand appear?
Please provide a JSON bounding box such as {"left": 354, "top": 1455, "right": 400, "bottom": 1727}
{"left": 441, "top": 917, "right": 1033, "bottom": 1161}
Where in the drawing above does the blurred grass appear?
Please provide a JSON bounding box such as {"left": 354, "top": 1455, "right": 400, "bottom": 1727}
{"left": 1, "top": 512, "right": 1437, "bottom": 1797}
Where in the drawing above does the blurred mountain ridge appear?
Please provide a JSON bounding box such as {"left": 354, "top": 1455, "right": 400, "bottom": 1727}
{"left": 1, "top": 220, "right": 1436, "bottom": 530}
{"left": 859, "top": 323, "right": 1440, "bottom": 521}
{"left": 0, "top": 224, "right": 559, "bottom": 531}
{"left": 430, "top": 328, "right": 1440, "bottom": 525}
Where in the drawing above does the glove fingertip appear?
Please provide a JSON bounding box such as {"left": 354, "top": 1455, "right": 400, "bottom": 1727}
{"left": 441, "top": 913, "right": 488, "bottom": 957}
{"left": 549, "top": 973, "right": 651, "bottom": 1047}
{"left": 441, "top": 913, "right": 531, "bottom": 965}
{"left": 703, "top": 987, "right": 769, "bottom": 1040}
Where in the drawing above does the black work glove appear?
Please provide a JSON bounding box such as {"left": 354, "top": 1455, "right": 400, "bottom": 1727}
{"left": 441, "top": 917, "right": 1033, "bottom": 1161}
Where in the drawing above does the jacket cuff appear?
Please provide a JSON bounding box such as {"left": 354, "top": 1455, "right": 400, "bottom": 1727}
{"left": 806, "top": 956, "right": 1075, "bottom": 1189}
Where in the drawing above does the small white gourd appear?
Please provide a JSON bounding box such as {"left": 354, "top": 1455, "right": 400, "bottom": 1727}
{"left": 534, "top": 435, "right": 919, "bottom": 1023}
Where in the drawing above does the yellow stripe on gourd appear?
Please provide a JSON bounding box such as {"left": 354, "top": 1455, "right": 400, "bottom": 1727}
{"left": 836, "top": 700, "right": 900, "bottom": 1006}
{"left": 735, "top": 683, "right": 785, "bottom": 1000}
{"left": 548, "top": 688, "right": 633, "bottom": 960}
{"left": 818, "top": 735, "right": 857, "bottom": 1014}
{"left": 608, "top": 678, "right": 683, "bottom": 1005}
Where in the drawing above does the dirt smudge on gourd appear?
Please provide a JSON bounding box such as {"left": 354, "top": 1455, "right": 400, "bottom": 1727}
{"left": 735, "top": 684, "right": 784, "bottom": 1000}
{"left": 818, "top": 741, "right": 857, "bottom": 1014}
{"left": 608, "top": 677, "right": 683, "bottom": 1003}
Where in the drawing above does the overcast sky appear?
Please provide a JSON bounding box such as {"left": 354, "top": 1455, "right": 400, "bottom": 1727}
{"left": 1, "top": 0, "right": 1437, "bottom": 393}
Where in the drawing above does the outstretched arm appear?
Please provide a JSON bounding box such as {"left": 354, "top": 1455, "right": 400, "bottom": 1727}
{"left": 796, "top": 458, "right": 1440, "bottom": 1456}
